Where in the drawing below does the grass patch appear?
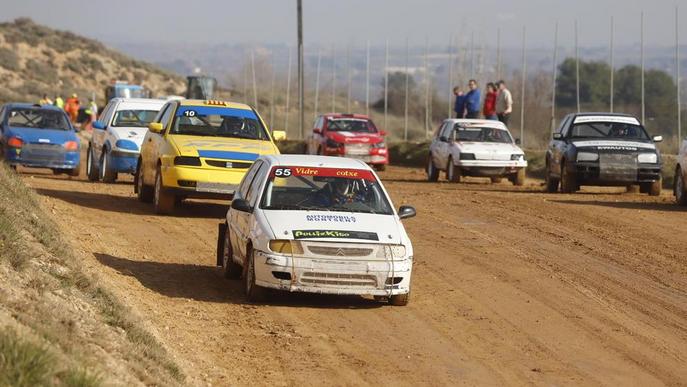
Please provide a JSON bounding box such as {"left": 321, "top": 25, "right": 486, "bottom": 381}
{"left": 0, "top": 328, "right": 54, "bottom": 387}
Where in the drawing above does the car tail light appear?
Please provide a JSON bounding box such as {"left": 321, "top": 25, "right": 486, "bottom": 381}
{"left": 7, "top": 137, "right": 23, "bottom": 148}
{"left": 64, "top": 141, "right": 79, "bottom": 151}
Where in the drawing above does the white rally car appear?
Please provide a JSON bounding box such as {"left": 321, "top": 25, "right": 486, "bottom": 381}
{"left": 86, "top": 98, "right": 166, "bottom": 182}
{"left": 217, "top": 154, "right": 416, "bottom": 305}
{"left": 427, "top": 119, "right": 527, "bottom": 185}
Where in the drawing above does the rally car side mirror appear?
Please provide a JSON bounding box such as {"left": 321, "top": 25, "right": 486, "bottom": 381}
{"left": 514, "top": 138, "right": 521, "bottom": 145}
{"left": 652, "top": 135, "right": 663, "bottom": 142}
{"left": 231, "top": 198, "right": 253, "bottom": 213}
{"left": 92, "top": 120, "right": 106, "bottom": 130}
{"left": 398, "top": 205, "right": 416, "bottom": 220}
{"left": 439, "top": 136, "right": 448, "bottom": 142}
{"left": 552, "top": 133, "right": 562, "bottom": 140}
{"left": 148, "top": 122, "right": 163, "bottom": 133}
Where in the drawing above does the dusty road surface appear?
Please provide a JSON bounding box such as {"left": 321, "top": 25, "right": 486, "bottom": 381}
{"left": 21, "top": 165, "right": 687, "bottom": 386}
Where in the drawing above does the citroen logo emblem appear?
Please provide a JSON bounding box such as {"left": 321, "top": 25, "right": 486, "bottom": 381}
{"left": 335, "top": 248, "right": 345, "bottom": 256}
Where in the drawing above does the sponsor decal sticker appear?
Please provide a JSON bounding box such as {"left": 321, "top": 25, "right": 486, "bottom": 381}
{"left": 306, "top": 214, "right": 357, "bottom": 222}
{"left": 270, "top": 166, "right": 376, "bottom": 181}
{"left": 572, "top": 140, "right": 655, "bottom": 150}
{"left": 573, "top": 115, "right": 641, "bottom": 125}
{"left": 292, "top": 229, "right": 379, "bottom": 241}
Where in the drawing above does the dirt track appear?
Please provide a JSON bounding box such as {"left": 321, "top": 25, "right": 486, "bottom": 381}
{"left": 21, "top": 165, "right": 687, "bottom": 386}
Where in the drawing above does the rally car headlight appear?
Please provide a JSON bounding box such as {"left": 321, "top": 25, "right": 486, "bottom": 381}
{"left": 326, "top": 139, "right": 342, "bottom": 148}
{"left": 174, "top": 156, "right": 201, "bottom": 166}
{"left": 371, "top": 141, "right": 386, "bottom": 149}
{"left": 510, "top": 154, "right": 524, "bottom": 161}
{"left": 269, "top": 240, "right": 303, "bottom": 255}
{"left": 637, "top": 153, "right": 658, "bottom": 163}
{"left": 576, "top": 152, "right": 599, "bottom": 162}
{"left": 376, "top": 244, "right": 407, "bottom": 259}
{"left": 115, "top": 139, "right": 138, "bottom": 151}
{"left": 459, "top": 153, "right": 476, "bottom": 160}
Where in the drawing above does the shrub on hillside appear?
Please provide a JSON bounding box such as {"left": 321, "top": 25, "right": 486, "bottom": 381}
{"left": 81, "top": 54, "right": 105, "bottom": 73}
{"left": 25, "top": 59, "right": 58, "bottom": 84}
{"left": 0, "top": 47, "right": 20, "bottom": 71}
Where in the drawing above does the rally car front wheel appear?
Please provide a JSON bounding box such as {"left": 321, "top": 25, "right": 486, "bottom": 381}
{"left": 86, "top": 145, "right": 99, "bottom": 182}
{"left": 560, "top": 163, "right": 577, "bottom": 193}
{"left": 447, "top": 158, "right": 462, "bottom": 183}
{"left": 675, "top": 167, "right": 687, "bottom": 206}
{"left": 389, "top": 291, "right": 410, "bottom": 306}
{"left": 426, "top": 156, "right": 439, "bottom": 182}
{"left": 643, "top": 177, "right": 662, "bottom": 197}
{"left": 243, "top": 249, "right": 267, "bottom": 302}
{"left": 217, "top": 222, "right": 242, "bottom": 279}
{"left": 154, "top": 167, "right": 175, "bottom": 215}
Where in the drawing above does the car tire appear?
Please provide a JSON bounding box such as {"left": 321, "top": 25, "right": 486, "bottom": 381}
{"left": 218, "top": 223, "right": 242, "bottom": 279}
{"left": 135, "top": 161, "right": 153, "bottom": 203}
{"left": 86, "top": 145, "right": 99, "bottom": 182}
{"left": 426, "top": 156, "right": 439, "bottom": 182}
{"left": 648, "top": 177, "right": 662, "bottom": 197}
{"left": 154, "top": 166, "right": 175, "bottom": 214}
{"left": 512, "top": 168, "right": 526, "bottom": 186}
{"left": 68, "top": 166, "right": 80, "bottom": 177}
{"left": 243, "top": 249, "right": 267, "bottom": 302}
{"left": 545, "top": 164, "right": 559, "bottom": 193}
{"left": 559, "top": 162, "right": 577, "bottom": 193}
{"left": 447, "top": 157, "right": 461, "bottom": 183}
{"left": 490, "top": 176, "right": 502, "bottom": 184}
{"left": 675, "top": 167, "right": 687, "bottom": 206}
{"left": 389, "top": 291, "right": 410, "bottom": 306}
{"left": 374, "top": 164, "right": 387, "bottom": 172}
{"left": 100, "top": 149, "right": 117, "bottom": 183}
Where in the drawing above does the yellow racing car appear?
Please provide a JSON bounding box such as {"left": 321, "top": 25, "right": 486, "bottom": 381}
{"left": 134, "top": 99, "right": 283, "bottom": 214}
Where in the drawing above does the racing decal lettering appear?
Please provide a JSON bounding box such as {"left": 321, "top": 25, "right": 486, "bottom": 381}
{"left": 597, "top": 146, "right": 638, "bottom": 151}
{"left": 270, "top": 166, "right": 375, "bottom": 181}
{"left": 183, "top": 110, "right": 197, "bottom": 117}
{"left": 572, "top": 140, "right": 655, "bottom": 150}
{"left": 572, "top": 116, "right": 641, "bottom": 125}
{"left": 292, "top": 230, "right": 378, "bottom": 241}
{"left": 205, "top": 100, "right": 227, "bottom": 106}
{"left": 305, "top": 214, "right": 357, "bottom": 223}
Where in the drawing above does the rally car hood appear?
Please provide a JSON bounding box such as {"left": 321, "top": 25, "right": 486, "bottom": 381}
{"left": 168, "top": 135, "right": 278, "bottom": 160}
{"left": 6, "top": 126, "right": 77, "bottom": 145}
{"left": 454, "top": 141, "right": 523, "bottom": 160}
{"left": 262, "top": 210, "right": 403, "bottom": 244}
{"left": 571, "top": 139, "right": 657, "bottom": 151}
{"left": 110, "top": 126, "right": 148, "bottom": 149}
{"left": 327, "top": 131, "right": 384, "bottom": 144}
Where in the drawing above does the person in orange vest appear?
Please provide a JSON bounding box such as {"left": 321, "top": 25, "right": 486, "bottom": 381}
{"left": 65, "top": 93, "right": 80, "bottom": 123}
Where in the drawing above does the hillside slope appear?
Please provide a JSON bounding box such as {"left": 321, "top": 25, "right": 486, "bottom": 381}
{"left": 0, "top": 18, "right": 185, "bottom": 104}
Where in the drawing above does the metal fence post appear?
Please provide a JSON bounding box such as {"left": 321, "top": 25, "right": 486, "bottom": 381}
{"left": 551, "top": 22, "right": 558, "bottom": 135}
{"left": 285, "top": 47, "right": 292, "bottom": 133}
{"left": 520, "top": 26, "right": 526, "bottom": 147}
{"left": 404, "top": 38, "right": 409, "bottom": 141}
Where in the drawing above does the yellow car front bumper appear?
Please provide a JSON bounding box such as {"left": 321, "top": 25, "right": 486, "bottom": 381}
{"left": 161, "top": 164, "right": 249, "bottom": 197}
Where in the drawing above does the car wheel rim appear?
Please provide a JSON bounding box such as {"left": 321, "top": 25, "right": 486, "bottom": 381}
{"left": 678, "top": 173, "right": 684, "bottom": 200}
{"left": 137, "top": 170, "right": 143, "bottom": 193}
{"left": 86, "top": 150, "right": 91, "bottom": 175}
{"left": 428, "top": 160, "right": 434, "bottom": 175}
{"left": 154, "top": 174, "right": 160, "bottom": 206}
{"left": 223, "top": 232, "right": 230, "bottom": 267}
{"left": 246, "top": 255, "right": 254, "bottom": 294}
{"left": 448, "top": 162, "right": 454, "bottom": 180}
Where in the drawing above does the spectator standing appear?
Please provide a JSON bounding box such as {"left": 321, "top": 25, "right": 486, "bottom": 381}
{"left": 495, "top": 80, "right": 513, "bottom": 126}
{"left": 53, "top": 94, "right": 64, "bottom": 109}
{"left": 482, "top": 83, "right": 498, "bottom": 120}
{"left": 38, "top": 94, "right": 52, "bottom": 106}
{"left": 453, "top": 86, "right": 465, "bottom": 118}
{"left": 463, "top": 79, "right": 481, "bottom": 119}
{"left": 64, "top": 94, "right": 80, "bottom": 123}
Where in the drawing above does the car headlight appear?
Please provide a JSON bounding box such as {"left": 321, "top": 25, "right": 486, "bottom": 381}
{"left": 268, "top": 240, "right": 303, "bottom": 255}
{"left": 174, "top": 156, "right": 201, "bottom": 166}
{"left": 576, "top": 152, "right": 599, "bottom": 162}
{"left": 326, "top": 139, "right": 342, "bottom": 148}
{"left": 459, "top": 153, "right": 476, "bottom": 160}
{"left": 376, "top": 244, "right": 407, "bottom": 259}
{"left": 115, "top": 139, "right": 138, "bottom": 151}
{"left": 510, "top": 154, "right": 524, "bottom": 161}
{"left": 637, "top": 153, "right": 658, "bottom": 163}
{"left": 371, "top": 141, "right": 386, "bottom": 149}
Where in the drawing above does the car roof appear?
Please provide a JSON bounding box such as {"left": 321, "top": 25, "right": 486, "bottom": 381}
{"left": 111, "top": 98, "right": 167, "bottom": 110}
{"left": 4, "top": 103, "right": 64, "bottom": 112}
{"left": 260, "top": 154, "right": 372, "bottom": 170}
{"left": 445, "top": 119, "right": 508, "bottom": 129}
{"left": 574, "top": 112, "right": 637, "bottom": 118}
{"left": 321, "top": 113, "right": 371, "bottom": 120}
{"left": 179, "top": 99, "right": 252, "bottom": 110}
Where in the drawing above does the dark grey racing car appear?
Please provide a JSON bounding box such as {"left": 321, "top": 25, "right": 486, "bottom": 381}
{"left": 545, "top": 113, "right": 663, "bottom": 195}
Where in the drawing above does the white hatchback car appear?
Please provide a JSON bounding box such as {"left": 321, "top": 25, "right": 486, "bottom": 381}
{"left": 217, "top": 154, "right": 416, "bottom": 305}
{"left": 427, "top": 119, "right": 527, "bottom": 185}
{"left": 87, "top": 98, "right": 166, "bottom": 182}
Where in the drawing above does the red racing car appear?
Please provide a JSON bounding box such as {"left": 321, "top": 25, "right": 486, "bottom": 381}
{"left": 306, "top": 113, "right": 388, "bottom": 171}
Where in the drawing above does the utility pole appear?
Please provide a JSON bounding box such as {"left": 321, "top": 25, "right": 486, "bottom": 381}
{"left": 332, "top": 44, "right": 336, "bottom": 113}
{"left": 424, "top": 37, "right": 430, "bottom": 138}
{"left": 269, "top": 55, "right": 276, "bottom": 129}
{"left": 346, "top": 44, "right": 352, "bottom": 112}
{"left": 314, "top": 48, "right": 321, "bottom": 119}
{"left": 447, "top": 34, "right": 453, "bottom": 119}
{"left": 297, "top": 0, "right": 304, "bottom": 140}
{"left": 285, "top": 47, "right": 292, "bottom": 133}
{"left": 365, "top": 40, "right": 370, "bottom": 116}
{"left": 404, "top": 38, "right": 409, "bottom": 141}
{"left": 520, "top": 26, "right": 526, "bottom": 146}
{"left": 251, "top": 49, "right": 258, "bottom": 110}
{"left": 641, "top": 11, "right": 645, "bottom": 124}
{"left": 575, "top": 19, "right": 580, "bottom": 113}
{"left": 551, "top": 21, "right": 558, "bottom": 135}
{"left": 677, "top": 6, "right": 682, "bottom": 150}
{"left": 610, "top": 16, "right": 615, "bottom": 112}
{"left": 384, "top": 39, "right": 389, "bottom": 131}
{"left": 496, "top": 27, "right": 502, "bottom": 80}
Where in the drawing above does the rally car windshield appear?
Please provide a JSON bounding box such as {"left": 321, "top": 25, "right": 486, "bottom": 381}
{"left": 7, "top": 108, "right": 70, "bottom": 131}
{"left": 170, "top": 106, "right": 269, "bottom": 140}
{"left": 260, "top": 166, "right": 393, "bottom": 215}
{"left": 112, "top": 110, "right": 159, "bottom": 127}
{"left": 570, "top": 123, "right": 650, "bottom": 140}
{"left": 327, "top": 119, "right": 377, "bottom": 133}
{"left": 454, "top": 126, "right": 513, "bottom": 143}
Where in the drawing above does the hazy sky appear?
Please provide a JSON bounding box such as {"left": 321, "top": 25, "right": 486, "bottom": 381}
{"left": 1, "top": 0, "right": 686, "bottom": 49}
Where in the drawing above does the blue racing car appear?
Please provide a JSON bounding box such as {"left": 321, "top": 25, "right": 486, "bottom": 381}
{"left": 0, "top": 103, "right": 81, "bottom": 176}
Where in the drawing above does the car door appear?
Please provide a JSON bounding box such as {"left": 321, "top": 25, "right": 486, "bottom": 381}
{"left": 92, "top": 101, "right": 114, "bottom": 158}
{"left": 435, "top": 122, "right": 454, "bottom": 169}
{"left": 231, "top": 160, "right": 265, "bottom": 263}
{"left": 548, "top": 114, "right": 572, "bottom": 177}
{"left": 142, "top": 103, "right": 174, "bottom": 185}
{"left": 429, "top": 121, "right": 447, "bottom": 167}
{"left": 308, "top": 116, "right": 323, "bottom": 154}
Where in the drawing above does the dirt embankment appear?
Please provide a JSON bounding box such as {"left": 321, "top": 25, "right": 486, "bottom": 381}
{"left": 20, "top": 165, "right": 687, "bottom": 386}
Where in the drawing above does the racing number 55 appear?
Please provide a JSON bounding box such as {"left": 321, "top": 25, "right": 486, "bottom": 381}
{"left": 274, "top": 168, "right": 292, "bottom": 177}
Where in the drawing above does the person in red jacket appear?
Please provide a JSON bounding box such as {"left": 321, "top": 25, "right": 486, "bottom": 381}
{"left": 482, "top": 82, "right": 498, "bottom": 120}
